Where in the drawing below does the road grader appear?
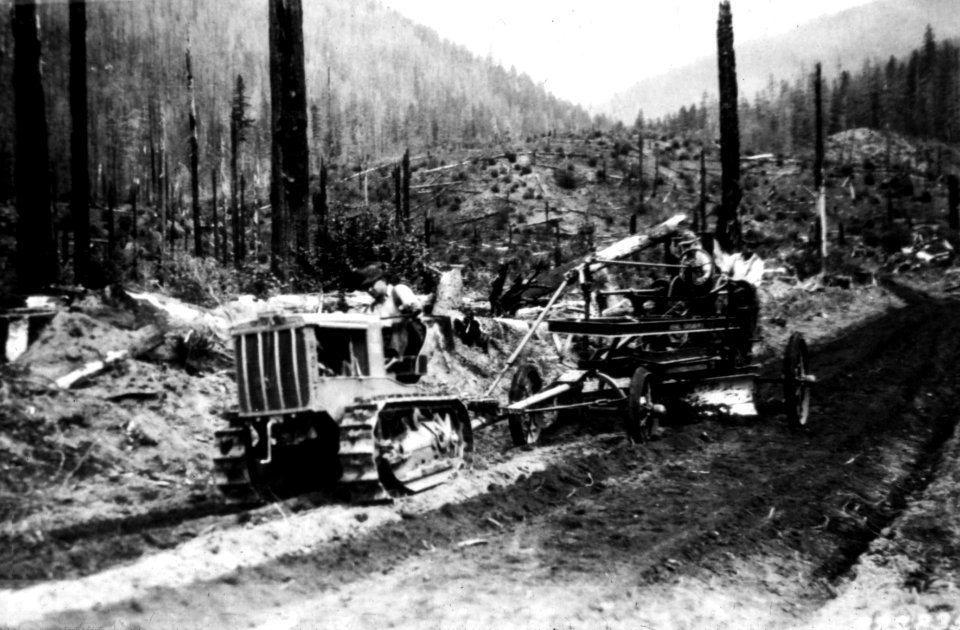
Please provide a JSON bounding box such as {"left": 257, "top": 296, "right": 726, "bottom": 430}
{"left": 495, "top": 216, "right": 813, "bottom": 447}
{"left": 213, "top": 214, "right": 814, "bottom": 502}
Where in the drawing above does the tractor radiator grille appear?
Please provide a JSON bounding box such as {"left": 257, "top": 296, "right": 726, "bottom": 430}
{"left": 235, "top": 327, "right": 312, "bottom": 414}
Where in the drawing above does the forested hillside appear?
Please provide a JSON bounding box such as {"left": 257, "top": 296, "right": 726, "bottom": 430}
{"left": 0, "top": 0, "right": 592, "bottom": 208}
{"left": 607, "top": 0, "right": 960, "bottom": 123}
{"left": 656, "top": 27, "right": 960, "bottom": 159}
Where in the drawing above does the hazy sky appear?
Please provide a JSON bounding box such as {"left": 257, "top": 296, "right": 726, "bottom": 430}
{"left": 380, "top": 0, "right": 876, "bottom": 109}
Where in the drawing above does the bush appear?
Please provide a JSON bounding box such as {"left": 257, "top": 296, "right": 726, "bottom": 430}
{"left": 159, "top": 252, "right": 243, "bottom": 306}
{"left": 879, "top": 225, "right": 913, "bottom": 254}
{"left": 307, "top": 206, "right": 432, "bottom": 291}
{"left": 554, "top": 168, "right": 578, "bottom": 190}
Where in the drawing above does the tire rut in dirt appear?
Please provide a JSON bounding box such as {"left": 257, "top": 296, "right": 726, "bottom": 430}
{"left": 802, "top": 296, "right": 960, "bottom": 582}
{"left": 0, "top": 493, "right": 326, "bottom": 583}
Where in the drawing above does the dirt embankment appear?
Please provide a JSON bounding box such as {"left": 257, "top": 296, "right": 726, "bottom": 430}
{"left": 2, "top": 275, "right": 959, "bottom": 629}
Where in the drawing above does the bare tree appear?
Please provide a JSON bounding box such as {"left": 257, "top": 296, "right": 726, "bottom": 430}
{"left": 13, "top": 0, "right": 57, "bottom": 292}
{"left": 70, "top": 0, "right": 90, "bottom": 286}
{"left": 814, "top": 62, "right": 828, "bottom": 268}
{"left": 186, "top": 40, "right": 202, "bottom": 257}
{"left": 814, "top": 63, "right": 825, "bottom": 191}
{"left": 268, "top": 0, "right": 310, "bottom": 277}
{"left": 716, "top": 0, "right": 742, "bottom": 249}
{"left": 948, "top": 174, "right": 959, "bottom": 230}
{"left": 230, "top": 74, "right": 251, "bottom": 268}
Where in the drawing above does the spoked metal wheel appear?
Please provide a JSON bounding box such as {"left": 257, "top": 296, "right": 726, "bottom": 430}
{"left": 507, "top": 363, "right": 555, "bottom": 447}
{"left": 783, "top": 333, "right": 812, "bottom": 428}
{"left": 626, "top": 367, "right": 659, "bottom": 443}
{"left": 588, "top": 371, "right": 627, "bottom": 413}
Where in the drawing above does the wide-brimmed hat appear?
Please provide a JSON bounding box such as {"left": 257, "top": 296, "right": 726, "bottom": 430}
{"left": 356, "top": 263, "right": 385, "bottom": 289}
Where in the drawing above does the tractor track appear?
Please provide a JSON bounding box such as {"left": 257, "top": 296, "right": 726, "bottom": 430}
{"left": 8, "top": 281, "right": 960, "bottom": 629}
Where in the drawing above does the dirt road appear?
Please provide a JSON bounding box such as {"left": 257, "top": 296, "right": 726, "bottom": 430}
{"left": 4, "top": 279, "right": 960, "bottom": 629}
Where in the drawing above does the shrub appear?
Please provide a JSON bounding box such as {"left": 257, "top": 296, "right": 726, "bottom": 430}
{"left": 879, "top": 225, "right": 913, "bottom": 253}
{"left": 159, "top": 251, "right": 243, "bottom": 306}
{"left": 307, "top": 206, "right": 432, "bottom": 292}
{"left": 554, "top": 168, "right": 578, "bottom": 190}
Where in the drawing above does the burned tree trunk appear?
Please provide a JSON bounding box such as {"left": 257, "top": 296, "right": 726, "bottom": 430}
{"left": 402, "top": 148, "right": 411, "bottom": 229}
{"left": 393, "top": 163, "right": 401, "bottom": 227}
{"left": 699, "top": 142, "right": 708, "bottom": 232}
{"left": 636, "top": 114, "right": 644, "bottom": 196}
{"left": 211, "top": 168, "right": 220, "bottom": 262}
{"left": 106, "top": 180, "right": 116, "bottom": 255}
{"left": 814, "top": 63, "right": 825, "bottom": 191}
{"left": 13, "top": 0, "right": 57, "bottom": 292}
{"left": 315, "top": 158, "right": 327, "bottom": 250}
{"left": 239, "top": 173, "right": 247, "bottom": 261}
{"left": 814, "top": 63, "right": 828, "bottom": 266}
{"left": 716, "top": 0, "right": 742, "bottom": 249}
{"left": 159, "top": 106, "right": 168, "bottom": 257}
{"left": 130, "top": 181, "right": 139, "bottom": 280}
{"left": 948, "top": 174, "right": 959, "bottom": 230}
{"left": 268, "top": 0, "right": 310, "bottom": 278}
{"left": 186, "top": 42, "right": 202, "bottom": 257}
{"left": 70, "top": 0, "right": 90, "bottom": 286}
{"left": 230, "top": 74, "right": 249, "bottom": 269}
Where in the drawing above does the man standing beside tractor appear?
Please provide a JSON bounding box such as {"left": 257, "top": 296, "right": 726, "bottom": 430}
{"left": 357, "top": 263, "right": 425, "bottom": 367}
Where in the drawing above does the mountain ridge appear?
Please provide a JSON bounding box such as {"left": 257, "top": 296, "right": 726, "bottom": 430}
{"left": 605, "top": 0, "right": 960, "bottom": 122}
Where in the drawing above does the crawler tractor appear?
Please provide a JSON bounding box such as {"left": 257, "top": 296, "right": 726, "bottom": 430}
{"left": 213, "top": 312, "right": 473, "bottom": 502}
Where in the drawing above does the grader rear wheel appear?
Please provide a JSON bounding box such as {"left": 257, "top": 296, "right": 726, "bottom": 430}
{"left": 783, "top": 333, "right": 811, "bottom": 428}
{"left": 626, "top": 367, "right": 659, "bottom": 443}
{"left": 508, "top": 363, "right": 555, "bottom": 447}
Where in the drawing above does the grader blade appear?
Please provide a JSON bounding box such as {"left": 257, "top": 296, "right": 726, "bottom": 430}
{"left": 677, "top": 373, "right": 758, "bottom": 417}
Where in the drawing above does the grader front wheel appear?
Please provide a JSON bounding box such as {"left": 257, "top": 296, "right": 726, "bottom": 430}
{"left": 783, "top": 333, "right": 811, "bottom": 428}
{"left": 626, "top": 367, "right": 659, "bottom": 443}
{"left": 508, "top": 363, "right": 555, "bottom": 447}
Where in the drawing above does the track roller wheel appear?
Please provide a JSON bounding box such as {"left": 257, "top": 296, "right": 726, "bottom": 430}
{"left": 507, "top": 363, "right": 554, "bottom": 447}
{"left": 783, "top": 332, "right": 811, "bottom": 428}
{"left": 626, "top": 367, "right": 660, "bottom": 443}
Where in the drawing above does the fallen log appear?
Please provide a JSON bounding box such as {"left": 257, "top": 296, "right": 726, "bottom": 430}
{"left": 55, "top": 324, "right": 164, "bottom": 389}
